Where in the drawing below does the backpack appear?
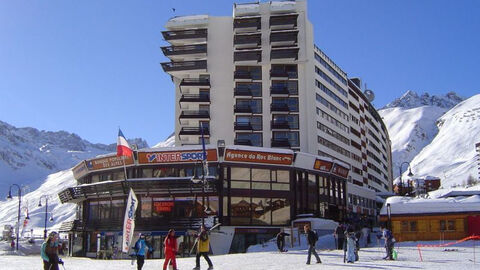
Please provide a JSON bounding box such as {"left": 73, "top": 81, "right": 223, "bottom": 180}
{"left": 314, "top": 231, "right": 319, "bottom": 242}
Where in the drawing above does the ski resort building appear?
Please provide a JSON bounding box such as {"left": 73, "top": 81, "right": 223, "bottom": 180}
{"left": 57, "top": 0, "right": 393, "bottom": 258}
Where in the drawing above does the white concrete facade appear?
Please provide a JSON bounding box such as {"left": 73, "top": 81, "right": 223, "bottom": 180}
{"left": 161, "top": 0, "right": 393, "bottom": 201}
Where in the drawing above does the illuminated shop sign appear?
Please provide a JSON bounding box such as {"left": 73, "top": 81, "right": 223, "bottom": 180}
{"left": 224, "top": 149, "right": 293, "bottom": 165}
{"left": 153, "top": 201, "right": 174, "bottom": 212}
{"left": 331, "top": 164, "right": 349, "bottom": 178}
{"left": 138, "top": 149, "right": 218, "bottom": 164}
{"left": 86, "top": 155, "right": 134, "bottom": 171}
{"left": 313, "top": 159, "right": 333, "bottom": 172}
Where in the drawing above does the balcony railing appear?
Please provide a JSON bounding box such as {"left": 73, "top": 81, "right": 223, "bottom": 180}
{"left": 161, "top": 60, "right": 207, "bottom": 72}
{"left": 234, "top": 33, "right": 262, "bottom": 46}
{"left": 271, "top": 120, "right": 294, "bottom": 129}
{"left": 234, "top": 50, "right": 262, "bottom": 62}
{"left": 234, "top": 139, "right": 253, "bottom": 146}
{"left": 161, "top": 44, "right": 207, "bottom": 56}
{"left": 271, "top": 48, "right": 299, "bottom": 60}
{"left": 179, "top": 127, "right": 210, "bottom": 135}
{"left": 162, "top": 29, "right": 207, "bottom": 41}
{"left": 270, "top": 86, "right": 289, "bottom": 95}
{"left": 234, "top": 70, "right": 261, "bottom": 80}
{"left": 269, "top": 14, "right": 298, "bottom": 28}
{"left": 234, "top": 122, "right": 254, "bottom": 130}
{"left": 179, "top": 110, "right": 210, "bottom": 119}
{"left": 179, "top": 94, "right": 210, "bottom": 103}
{"left": 180, "top": 78, "right": 210, "bottom": 87}
{"left": 234, "top": 17, "right": 261, "bottom": 30}
{"left": 234, "top": 87, "right": 253, "bottom": 96}
{"left": 270, "top": 103, "right": 290, "bottom": 112}
{"left": 234, "top": 105, "right": 253, "bottom": 113}
{"left": 270, "top": 31, "right": 298, "bottom": 43}
{"left": 270, "top": 69, "right": 297, "bottom": 79}
{"left": 271, "top": 138, "right": 291, "bottom": 148}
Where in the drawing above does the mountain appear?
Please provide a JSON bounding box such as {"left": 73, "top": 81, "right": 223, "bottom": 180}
{"left": 0, "top": 120, "right": 148, "bottom": 194}
{"left": 383, "top": 90, "right": 463, "bottom": 109}
{"left": 0, "top": 128, "right": 173, "bottom": 234}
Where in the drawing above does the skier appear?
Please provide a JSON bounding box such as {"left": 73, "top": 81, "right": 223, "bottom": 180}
{"left": 333, "top": 223, "right": 345, "bottom": 250}
{"left": 134, "top": 234, "right": 153, "bottom": 270}
{"left": 304, "top": 224, "right": 321, "bottom": 264}
{"left": 380, "top": 225, "right": 394, "bottom": 260}
{"left": 163, "top": 229, "right": 178, "bottom": 270}
{"left": 276, "top": 230, "right": 290, "bottom": 252}
{"left": 345, "top": 231, "right": 357, "bottom": 263}
{"left": 193, "top": 225, "right": 214, "bottom": 270}
{"left": 41, "top": 231, "right": 63, "bottom": 270}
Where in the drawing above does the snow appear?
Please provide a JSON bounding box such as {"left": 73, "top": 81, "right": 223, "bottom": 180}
{"left": 152, "top": 133, "right": 175, "bottom": 148}
{"left": 0, "top": 239, "right": 479, "bottom": 269}
{"left": 379, "top": 194, "right": 480, "bottom": 215}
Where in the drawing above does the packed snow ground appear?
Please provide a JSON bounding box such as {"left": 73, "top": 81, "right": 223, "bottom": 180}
{"left": 0, "top": 240, "right": 479, "bottom": 270}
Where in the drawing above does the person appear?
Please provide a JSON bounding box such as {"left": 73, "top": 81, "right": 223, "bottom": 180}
{"left": 380, "top": 225, "right": 394, "bottom": 260}
{"left": 163, "top": 229, "right": 178, "bottom": 270}
{"left": 10, "top": 239, "right": 15, "bottom": 251}
{"left": 304, "top": 224, "right": 321, "bottom": 264}
{"left": 134, "top": 234, "right": 153, "bottom": 270}
{"left": 276, "top": 230, "right": 290, "bottom": 252}
{"left": 193, "top": 225, "right": 214, "bottom": 270}
{"left": 345, "top": 231, "right": 357, "bottom": 263}
{"left": 333, "top": 223, "right": 345, "bottom": 250}
{"left": 41, "top": 231, "right": 63, "bottom": 270}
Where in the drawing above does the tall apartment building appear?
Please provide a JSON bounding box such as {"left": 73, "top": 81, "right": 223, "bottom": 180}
{"left": 161, "top": 0, "right": 392, "bottom": 213}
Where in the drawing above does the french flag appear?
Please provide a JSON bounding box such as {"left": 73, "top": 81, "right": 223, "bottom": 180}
{"left": 117, "top": 129, "right": 133, "bottom": 157}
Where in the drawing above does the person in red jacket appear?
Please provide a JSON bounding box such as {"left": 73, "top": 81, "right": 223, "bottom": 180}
{"left": 163, "top": 229, "right": 178, "bottom": 270}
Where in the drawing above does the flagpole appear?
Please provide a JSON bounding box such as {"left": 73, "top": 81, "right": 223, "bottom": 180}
{"left": 122, "top": 156, "right": 128, "bottom": 180}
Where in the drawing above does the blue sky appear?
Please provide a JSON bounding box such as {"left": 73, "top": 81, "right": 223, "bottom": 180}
{"left": 0, "top": 0, "right": 479, "bottom": 146}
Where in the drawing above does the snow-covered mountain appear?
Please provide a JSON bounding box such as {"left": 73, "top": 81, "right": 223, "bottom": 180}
{"left": 0, "top": 125, "right": 173, "bottom": 233}
{"left": 380, "top": 91, "right": 480, "bottom": 188}
{"left": 0, "top": 120, "right": 148, "bottom": 194}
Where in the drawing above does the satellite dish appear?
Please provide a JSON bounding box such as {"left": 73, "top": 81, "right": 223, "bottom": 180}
{"left": 364, "top": 89, "right": 375, "bottom": 102}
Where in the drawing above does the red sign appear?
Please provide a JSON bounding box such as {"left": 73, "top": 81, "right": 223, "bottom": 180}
{"left": 331, "top": 164, "right": 349, "bottom": 178}
{"left": 313, "top": 159, "right": 333, "bottom": 172}
{"left": 153, "top": 201, "right": 174, "bottom": 212}
{"left": 138, "top": 149, "right": 218, "bottom": 164}
{"left": 224, "top": 149, "right": 293, "bottom": 165}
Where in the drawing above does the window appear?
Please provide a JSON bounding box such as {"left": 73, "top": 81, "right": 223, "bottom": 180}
{"left": 236, "top": 99, "right": 262, "bottom": 113}
{"left": 236, "top": 82, "right": 262, "bottom": 96}
{"left": 141, "top": 197, "right": 152, "bottom": 218}
{"left": 236, "top": 115, "right": 262, "bottom": 130}
{"left": 236, "top": 133, "right": 263, "bottom": 147}
{"left": 271, "top": 80, "right": 298, "bottom": 95}
{"left": 236, "top": 66, "right": 262, "bottom": 80}
{"left": 401, "top": 221, "right": 418, "bottom": 232}
{"left": 273, "top": 131, "right": 299, "bottom": 147}
{"left": 272, "top": 114, "right": 299, "bottom": 129}
{"left": 272, "top": 97, "right": 299, "bottom": 112}
{"left": 440, "top": 220, "right": 456, "bottom": 231}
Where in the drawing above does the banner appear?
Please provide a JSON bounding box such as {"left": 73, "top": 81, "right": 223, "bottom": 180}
{"left": 122, "top": 188, "right": 138, "bottom": 253}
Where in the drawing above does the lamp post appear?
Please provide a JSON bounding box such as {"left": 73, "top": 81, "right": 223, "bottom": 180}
{"left": 38, "top": 195, "right": 53, "bottom": 239}
{"left": 386, "top": 203, "right": 392, "bottom": 231}
{"left": 191, "top": 123, "right": 209, "bottom": 227}
{"left": 399, "top": 162, "right": 414, "bottom": 196}
{"left": 7, "top": 184, "right": 22, "bottom": 251}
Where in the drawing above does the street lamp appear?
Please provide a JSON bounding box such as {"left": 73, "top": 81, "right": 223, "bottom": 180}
{"left": 399, "top": 162, "right": 414, "bottom": 196}
{"left": 7, "top": 184, "right": 22, "bottom": 251}
{"left": 191, "top": 123, "right": 210, "bottom": 226}
{"left": 38, "top": 195, "right": 53, "bottom": 239}
{"left": 386, "top": 203, "right": 392, "bottom": 231}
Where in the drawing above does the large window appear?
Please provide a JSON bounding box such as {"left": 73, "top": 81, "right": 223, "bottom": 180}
{"left": 273, "top": 131, "right": 300, "bottom": 147}
{"left": 440, "top": 220, "right": 456, "bottom": 231}
{"left": 236, "top": 99, "right": 262, "bottom": 113}
{"left": 235, "top": 133, "right": 263, "bottom": 147}
{"left": 271, "top": 80, "right": 298, "bottom": 95}
{"left": 236, "top": 66, "right": 262, "bottom": 80}
{"left": 236, "top": 115, "right": 262, "bottom": 131}
{"left": 272, "top": 97, "right": 299, "bottom": 112}
{"left": 230, "top": 196, "right": 290, "bottom": 226}
{"left": 236, "top": 82, "right": 262, "bottom": 96}
{"left": 272, "top": 114, "right": 299, "bottom": 129}
{"left": 401, "top": 221, "right": 418, "bottom": 232}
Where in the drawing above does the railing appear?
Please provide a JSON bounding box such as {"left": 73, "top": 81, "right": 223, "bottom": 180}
{"left": 271, "top": 48, "right": 299, "bottom": 60}
{"left": 271, "top": 121, "right": 292, "bottom": 129}
{"left": 271, "top": 138, "right": 291, "bottom": 147}
{"left": 161, "top": 60, "right": 207, "bottom": 72}
{"left": 234, "top": 17, "right": 261, "bottom": 29}
{"left": 162, "top": 29, "right": 207, "bottom": 40}
{"left": 234, "top": 88, "right": 253, "bottom": 96}
{"left": 161, "top": 44, "right": 207, "bottom": 56}
{"left": 234, "top": 34, "right": 261, "bottom": 45}
{"left": 234, "top": 139, "right": 253, "bottom": 146}
{"left": 179, "top": 110, "right": 210, "bottom": 118}
{"left": 234, "top": 105, "right": 253, "bottom": 113}
{"left": 234, "top": 122, "right": 254, "bottom": 130}
{"left": 234, "top": 51, "right": 262, "bottom": 62}
{"left": 270, "top": 103, "right": 290, "bottom": 112}
{"left": 270, "top": 69, "right": 297, "bottom": 78}
{"left": 234, "top": 70, "right": 261, "bottom": 80}
{"left": 179, "top": 94, "right": 210, "bottom": 102}
{"left": 180, "top": 78, "right": 210, "bottom": 86}
{"left": 270, "top": 31, "right": 298, "bottom": 43}
{"left": 270, "top": 86, "right": 290, "bottom": 95}
{"left": 269, "top": 14, "right": 298, "bottom": 27}
{"left": 179, "top": 127, "right": 210, "bottom": 135}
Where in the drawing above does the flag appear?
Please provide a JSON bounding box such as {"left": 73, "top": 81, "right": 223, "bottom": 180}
{"left": 122, "top": 188, "right": 138, "bottom": 253}
{"left": 117, "top": 129, "right": 133, "bottom": 157}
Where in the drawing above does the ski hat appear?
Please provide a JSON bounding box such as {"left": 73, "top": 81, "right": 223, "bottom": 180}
{"left": 48, "top": 231, "right": 58, "bottom": 238}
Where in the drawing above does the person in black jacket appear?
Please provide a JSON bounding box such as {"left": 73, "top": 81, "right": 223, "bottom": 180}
{"left": 333, "top": 223, "right": 345, "bottom": 250}
{"left": 304, "top": 224, "right": 321, "bottom": 264}
{"left": 276, "top": 231, "right": 290, "bottom": 252}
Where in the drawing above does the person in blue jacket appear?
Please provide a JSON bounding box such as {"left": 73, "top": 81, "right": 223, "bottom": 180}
{"left": 41, "top": 231, "right": 63, "bottom": 270}
{"left": 134, "top": 234, "right": 153, "bottom": 270}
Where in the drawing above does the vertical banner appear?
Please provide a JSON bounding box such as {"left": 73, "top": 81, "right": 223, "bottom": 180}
{"left": 122, "top": 188, "right": 138, "bottom": 253}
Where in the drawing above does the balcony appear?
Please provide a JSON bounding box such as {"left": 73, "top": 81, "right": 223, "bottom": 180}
{"left": 234, "top": 122, "right": 253, "bottom": 130}
{"left": 234, "top": 87, "right": 253, "bottom": 96}
{"left": 270, "top": 31, "right": 298, "bottom": 45}
{"left": 161, "top": 60, "right": 207, "bottom": 73}
{"left": 179, "top": 110, "right": 210, "bottom": 119}
{"left": 234, "top": 50, "right": 262, "bottom": 62}
{"left": 233, "top": 17, "right": 261, "bottom": 33}
{"left": 271, "top": 48, "right": 299, "bottom": 60}
{"left": 270, "top": 103, "right": 290, "bottom": 112}
{"left": 270, "top": 69, "right": 297, "bottom": 79}
{"left": 234, "top": 139, "right": 253, "bottom": 146}
{"left": 271, "top": 138, "right": 291, "bottom": 148}
{"left": 161, "top": 44, "right": 207, "bottom": 60}
{"left": 234, "top": 33, "right": 261, "bottom": 48}
{"left": 269, "top": 14, "right": 298, "bottom": 30}
{"left": 179, "top": 127, "right": 210, "bottom": 136}
{"left": 179, "top": 94, "right": 210, "bottom": 103}
{"left": 271, "top": 120, "right": 291, "bottom": 129}
{"left": 162, "top": 29, "right": 208, "bottom": 45}
{"left": 234, "top": 70, "right": 261, "bottom": 80}
{"left": 270, "top": 85, "right": 290, "bottom": 95}
{"left": 234, "top": 105, "right": 253, "bottom": 113}
{"left": 179, "top": 78, "right": 210, "bottom": 87}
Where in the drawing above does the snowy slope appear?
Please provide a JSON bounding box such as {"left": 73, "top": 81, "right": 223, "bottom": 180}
{"left": 408, "top": 94, "right": 480, "bottom": 187}
{"left": 0, "top": 120, "right": 148, "bottom": 194}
